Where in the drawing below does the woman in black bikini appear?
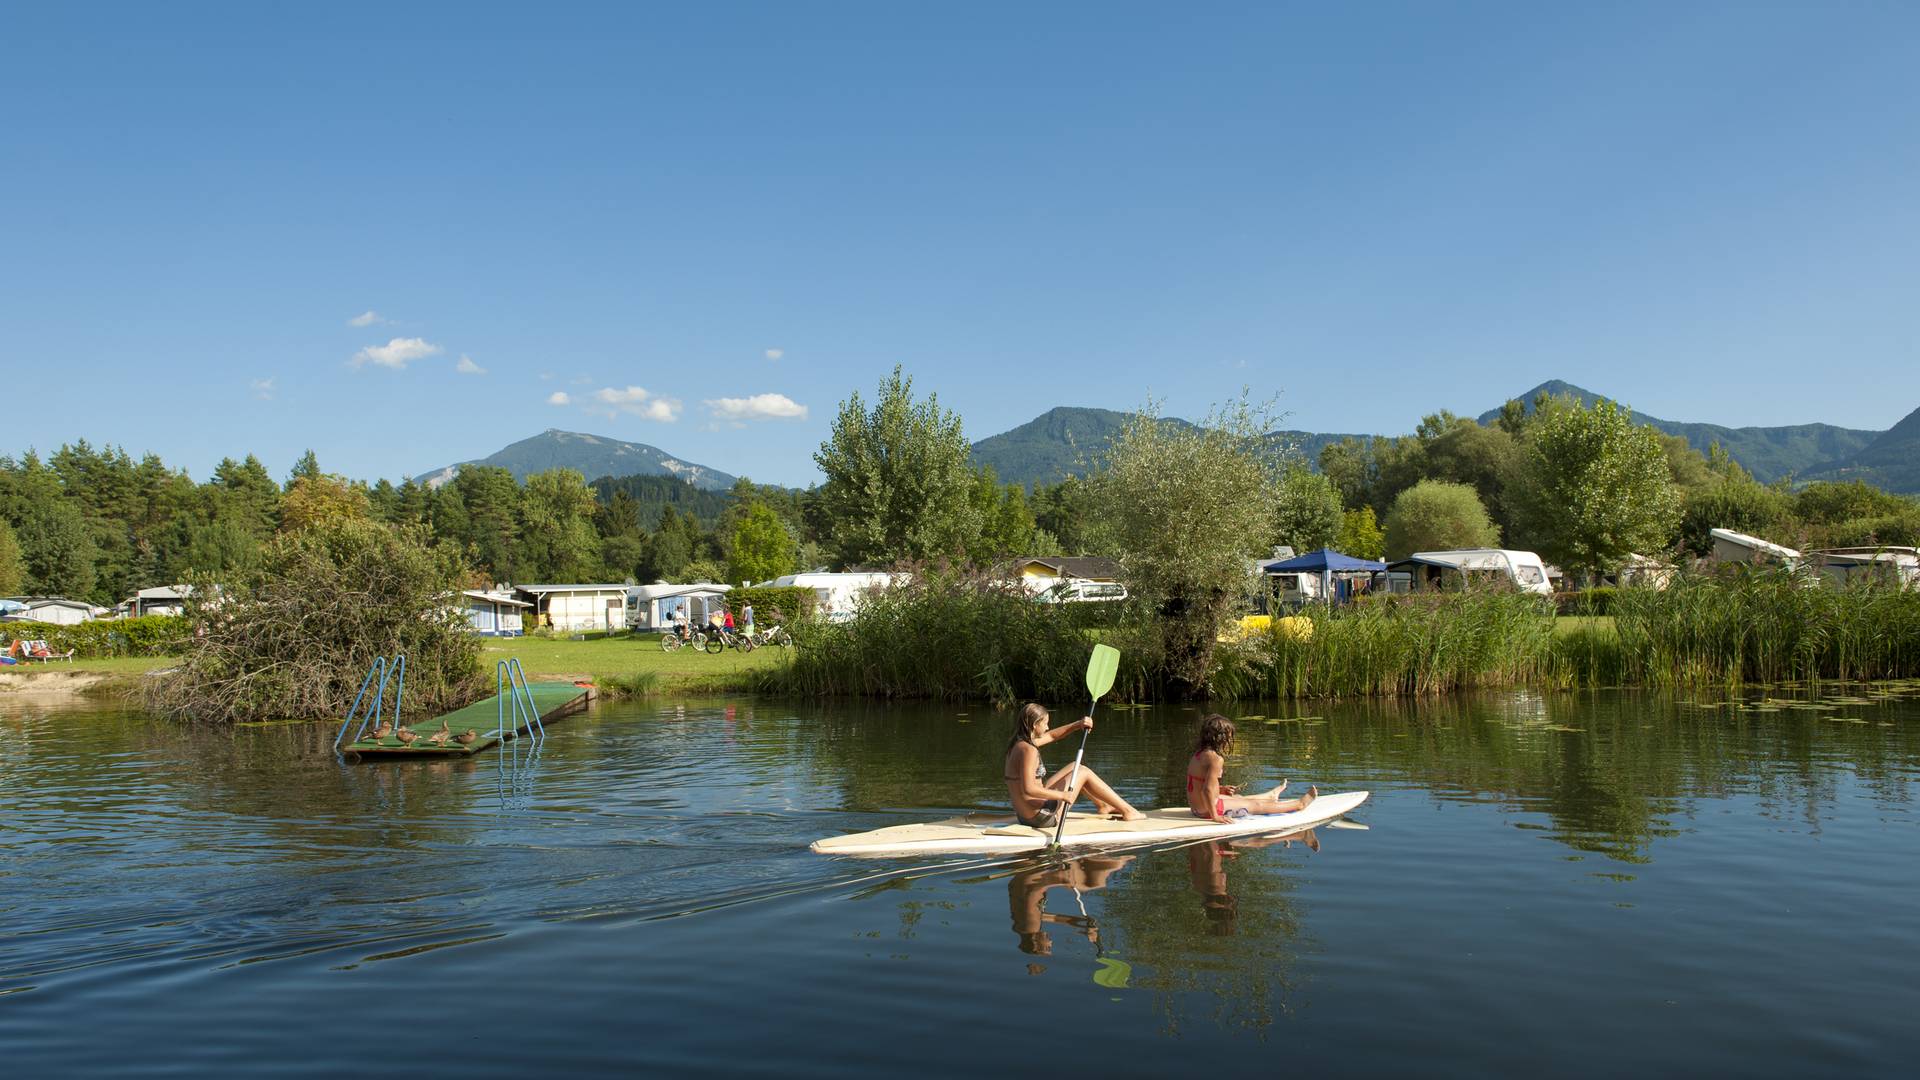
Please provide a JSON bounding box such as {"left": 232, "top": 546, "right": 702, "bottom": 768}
{"left": 1003, "top": 703, "right": 1144, "bottom": 829}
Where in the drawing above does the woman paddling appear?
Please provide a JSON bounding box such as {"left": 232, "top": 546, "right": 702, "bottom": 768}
{"left": 1187, "top": 713, "right": 1315, "bottom": 823}
{"left": 1004, "top": 703, "right": 1145, "bottom": 830}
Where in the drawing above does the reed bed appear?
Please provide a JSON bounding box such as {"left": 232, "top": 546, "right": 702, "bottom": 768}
{"left": 1222, "top": 592, "right": 1559, "bottom": 699}
{"left": 1567, "top": 568, "right": 1920, "bottom": 688}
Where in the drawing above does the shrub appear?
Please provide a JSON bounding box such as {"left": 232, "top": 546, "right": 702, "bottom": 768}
{"left": 759, "top": 563, "right": 1130, "bottom": 702}
{"left": 0, "top": 614, "right": 190, "bottom": 659}
{"left": 144, "top": 519, "right": 485, "bottom": 722}
{"left": 725, "top": 586, "right": 815, "bottom": 625}
{"left": 1556, "top": 587, "right": 1618, "bottom": 616}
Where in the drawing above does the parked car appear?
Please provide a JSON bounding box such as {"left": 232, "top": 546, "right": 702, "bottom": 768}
{"left": 1037, "top": 580, "right": 1128, "bottom": 603}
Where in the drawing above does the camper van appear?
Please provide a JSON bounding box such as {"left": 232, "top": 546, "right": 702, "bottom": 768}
{"left": 765, "top": 571, "right": 904, "bottom": 622}
{"left": 1390, "top": 549, "right": 1553, "bottom": 596}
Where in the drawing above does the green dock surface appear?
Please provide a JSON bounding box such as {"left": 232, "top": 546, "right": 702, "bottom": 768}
{"left": 345, "top": 682, "right": 592, "bottom": 758}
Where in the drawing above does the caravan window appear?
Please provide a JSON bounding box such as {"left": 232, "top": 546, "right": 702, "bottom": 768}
{"left": 1513, "top": 563, "right": 1545, "bottom": 586}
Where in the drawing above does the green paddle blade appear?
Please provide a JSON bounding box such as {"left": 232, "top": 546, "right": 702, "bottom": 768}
{"left": 1085, "top": 644, "right": 1120, "bottom": 703}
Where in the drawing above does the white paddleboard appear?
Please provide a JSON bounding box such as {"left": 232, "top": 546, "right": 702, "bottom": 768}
{"left": 810, "top": 790, "right": 1369, "bottom": 857}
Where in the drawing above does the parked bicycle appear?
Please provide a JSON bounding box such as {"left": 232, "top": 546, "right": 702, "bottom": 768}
{"left": 707, "top": 625, "right": 756, "bottom": 653}
{"left": 753, "top": 624, "right": 794, "bottom": 649}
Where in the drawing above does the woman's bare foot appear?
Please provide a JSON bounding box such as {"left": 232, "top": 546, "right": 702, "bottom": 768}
{"left": 1113, "top": 808, "right": 1146, "bottom": 822}
{"left": 1300, "top": 786, "right": 1317, "bottom": 808}
{"left": 1265, "top": 779, "right": 1289, "bottom": 797}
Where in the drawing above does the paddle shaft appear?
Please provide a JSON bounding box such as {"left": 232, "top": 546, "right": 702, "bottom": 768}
{"left": 1051, "top": 708, "right": 1094, "bottom": 848}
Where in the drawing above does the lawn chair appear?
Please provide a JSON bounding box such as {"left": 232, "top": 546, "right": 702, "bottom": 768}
{"left": 23, "top": 640, "right": 75, "bottom": 663}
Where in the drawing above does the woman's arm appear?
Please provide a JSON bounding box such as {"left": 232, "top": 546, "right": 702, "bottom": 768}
{"left": 1196, "top": 752, "right": 1231, "bottom": 823}
{"left": 1029, "top": 717, "right": 1091, "bottom": 749}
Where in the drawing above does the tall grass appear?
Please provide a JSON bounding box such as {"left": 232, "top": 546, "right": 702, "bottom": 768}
{"left": 756, "top": 567, "right": 1128, "bottom": 703}
{"left": 1559, "top": 567, "right": 1920, "bottom": 688}
{"left": 1221, "top": 591, "right": 1559, "bottom": 699}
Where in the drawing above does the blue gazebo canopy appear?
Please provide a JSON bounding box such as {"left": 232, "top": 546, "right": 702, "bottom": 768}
{"left": 1260, "top": 548, "right": 1386, "bottom": 574}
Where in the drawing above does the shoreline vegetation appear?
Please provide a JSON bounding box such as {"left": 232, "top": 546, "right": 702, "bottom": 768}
{"left": 8, "top": 568, "right": 1917, "bottom": 709}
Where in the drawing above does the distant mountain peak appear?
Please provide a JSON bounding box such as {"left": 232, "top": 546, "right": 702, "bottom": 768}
{"left": 414, "top": 429, "right": 737, "bottom": 491}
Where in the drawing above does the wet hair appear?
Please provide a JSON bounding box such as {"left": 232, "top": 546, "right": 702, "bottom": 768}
{"left": 1008, "top": 703, "right": 1050, "bottom": 753}
{"left": 1195, "top": 713, "right": 1235, "bottom": 756}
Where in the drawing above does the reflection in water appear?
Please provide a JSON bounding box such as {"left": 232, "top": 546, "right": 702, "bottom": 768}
{"left": 4, "top": 685, "right": 1920, "bottom": 1074}
{"left": 1006, "top": 854, "right": 1134, "bottom": 964}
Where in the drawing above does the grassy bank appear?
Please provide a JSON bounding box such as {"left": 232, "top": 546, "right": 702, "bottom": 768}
{"left": 483, "top": 634, "right": 783, "bottom": 695}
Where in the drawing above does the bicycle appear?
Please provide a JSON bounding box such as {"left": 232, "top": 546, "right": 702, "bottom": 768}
{"left": 754, "top": 625, "right": 794, "bottom": 649}
{"left": 660, "top": 627, "right": 706, "bottom": 653}
{"left": 709, "top": 626, "right": 756, "bottom": 653}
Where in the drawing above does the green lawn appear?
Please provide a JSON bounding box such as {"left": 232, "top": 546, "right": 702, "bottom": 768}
{"left": 481, "top": 633, "right": 784, "bottom": 693}
{"left": 1555, "top": 615, "right": 1618, "bottom": 637}
{"left": 5, "top": 655, "right": 175, "bottom": 675}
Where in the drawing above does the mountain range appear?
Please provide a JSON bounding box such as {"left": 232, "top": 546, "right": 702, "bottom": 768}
{"left": 414, "top": 384, "right": 1920, "bottom": 496}
{"left": 414, "top": 429, "right": 738, "bottom": 491}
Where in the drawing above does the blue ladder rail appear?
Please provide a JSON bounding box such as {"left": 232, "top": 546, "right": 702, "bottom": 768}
{"left": 334, "top": 654, "right": 407, "bottom": 751}
{"left": 495, "top": 658, "right": 546, "bottom": 743}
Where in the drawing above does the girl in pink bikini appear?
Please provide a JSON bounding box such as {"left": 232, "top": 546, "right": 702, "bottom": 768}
{"left": 1186, "top": 714, "right": 1315, "bottom": 823}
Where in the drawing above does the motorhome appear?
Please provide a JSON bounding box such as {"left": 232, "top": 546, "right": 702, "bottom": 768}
{"left": 1386, "top": 549, "right": 1553, "bottom": 596}
{"left": 765, "top": 571, "right": 904, "bottom": 622}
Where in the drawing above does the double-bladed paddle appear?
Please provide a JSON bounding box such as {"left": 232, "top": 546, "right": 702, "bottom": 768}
{"left": 1052, "top": 644, "right": 1121, "bottom": 849}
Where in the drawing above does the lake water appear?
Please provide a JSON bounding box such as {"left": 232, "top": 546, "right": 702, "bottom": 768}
{"left": 4, "top": 686, "right": 1919, "bottom": 1075}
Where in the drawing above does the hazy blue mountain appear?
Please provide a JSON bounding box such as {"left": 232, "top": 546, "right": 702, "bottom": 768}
{"left": 967, "top": 406, "right": 1365, "bottom": 488}
{"left": 414, "top": 429, "right": 738, "bottom": 491}
{"left": 1797, "top": 404, "right": 1920, "bottom": 494}
{"left": 1478, "top": 380, "right": 1883, "bottom": 484}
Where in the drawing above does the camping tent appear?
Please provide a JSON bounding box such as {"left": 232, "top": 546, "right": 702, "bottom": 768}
{"left": 1259, "top": 548, "right": 1388, "bottom": 606}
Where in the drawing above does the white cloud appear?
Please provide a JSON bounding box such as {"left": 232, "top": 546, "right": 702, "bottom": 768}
{"left": 592, "top": 385, "right": 682, "bottom": 422}
{"left": 351, "top": 337, "right": 442, "bottom": 370}
{"left": 456, "top": 354, "right": 487, "bottom": 375}
{"left": 705, "top": 393, "right": 808, "bottom": 424}
{"left": 571, "top": 374, "right": 593, "bottom": 385}
{"left": 347, "top": 311, "right": 383, "bottom": 327}
{"left": 249, "top": 377, "right": 275, "bottom": 401}
{"left": 547, "top": 391, "right": 572, "bottom": 406}
{"left": 764, "top": 348, "right": 784, "bottom": 361}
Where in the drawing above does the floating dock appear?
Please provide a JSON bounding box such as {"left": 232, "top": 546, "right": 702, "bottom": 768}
{"left": 344, "top": 681, "right": 593, "bottom": 758}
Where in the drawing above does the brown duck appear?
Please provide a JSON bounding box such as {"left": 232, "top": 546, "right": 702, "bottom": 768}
{"left": 427, "top": 720, "right": 451, "bottom": 747}
{"left": 455, "top": 728, "right": 479, "bottom": 745}
{"left": 395, "top": 724, "right": 419, "bottom": 746}
{"left": 370, "top": 720, "right": 394, "bottom": 742}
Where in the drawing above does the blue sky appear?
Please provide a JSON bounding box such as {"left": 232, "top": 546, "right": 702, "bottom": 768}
{"left": 4, "top": 2, "right": 1917, "bottom": 487}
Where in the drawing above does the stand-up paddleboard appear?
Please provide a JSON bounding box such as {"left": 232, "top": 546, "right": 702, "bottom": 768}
{"left": 810, "top": 790, "right": 1369, "bottom": 857}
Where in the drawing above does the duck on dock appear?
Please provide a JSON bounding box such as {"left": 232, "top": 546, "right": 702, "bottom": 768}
{"left": 427, "top": 720, "right": 451, "bottom": 747}
{"left": 455, "top": 728, "right": 478, "bottom": 745}
{"left": 395, "top": 724, "right": 419, "bottom": 746}
{"left": 370, "top": 720, "right": 394, "bottom": 742}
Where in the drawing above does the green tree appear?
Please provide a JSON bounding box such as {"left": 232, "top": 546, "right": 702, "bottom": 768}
{"left": 1031, "top": 476, "right": 1097, "bottom": 554}
{"left": 1333, "top": 506, "right": 1386, "bottom": 561}
{"left": 1092, "top": 396, "right": 1283, "bottom": 698}
{"left": 287, "top": 449, "right": 322, "bottom": 486}
{"left": 727, "top": 501, "right": 799, "bottom": 584}
{"left": 1271, "top": 466, "right": 1343, "bottom": 554}
{"left": 280, "top": 474, "right": 372, "bottom": 532}
{"left": 645, "top": 506, "right": 698, "bottom": 581}
{"left": 516, "top": 469, "right": 602, "bottom": 582}
{"left": 1511, "top": 398, "right": 1680, "bottom": 577}
{"left": 0, "top": 518, "right": 22, "bottom": 594}
{"left": 207, "top": 455, "right": 283, "bottom": 540}
{"left": 1383, "top": 480, "right": 1501, "bottom": 560}
{"left": 813, "top": 366, "right": 978, "bottom": 567}
{"left": 1791, "top": 480, "right": 1909, "bottom": 525}
{"left": 965, "top": 470, "right": 1040, "bottom": 564}
{"left": 600, "top": 533, "right": 648, "bottom": 583}
{"left": 1677, "top": 476, "right": 1792, "bottom": 557}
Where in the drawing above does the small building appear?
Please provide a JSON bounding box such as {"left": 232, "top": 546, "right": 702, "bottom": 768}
{"left": 1708, "top": 528, "right": 1801, "bottom": 567}
{"left": 765, "top": 571, "right": 904, "bottom": 622}
{"left": 0, "top": 597, "right": 103, "bottom": 625}
{"left": 627, "top": 583, "right": 732, "bottom": 631}
{"left": 1807, "top": 548, "right": 1920, "bottom": 590}
{"left": 1613, "top": 553, "right": 1676, "bottom": 589}
{"left": 1006, "top": 553, "right": 1121, "bottom": 595}
{"left": 461, "top": 590, "right": 532, "bottom": 636}
{"left": 118, "top": 585, "right": 194, "bottom": 618}
{"left": 513, "top": 584, "right": 631, "bottom": 632}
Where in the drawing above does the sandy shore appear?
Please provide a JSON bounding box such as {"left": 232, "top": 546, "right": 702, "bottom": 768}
{"left": 0, "top": 669, "right": 141, "bottom": 699}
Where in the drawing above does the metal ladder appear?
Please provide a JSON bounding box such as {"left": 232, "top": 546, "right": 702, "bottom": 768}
{"left": 333, "top": 654, "right": 406, "bottom": 751}
{"left": 495, "top": 657, "right": 546, "bottom": 744}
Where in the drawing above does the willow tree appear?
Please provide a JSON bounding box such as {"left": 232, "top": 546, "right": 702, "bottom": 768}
{"left": 1092, "top": 396, "right": 1286, "bottom": 698}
